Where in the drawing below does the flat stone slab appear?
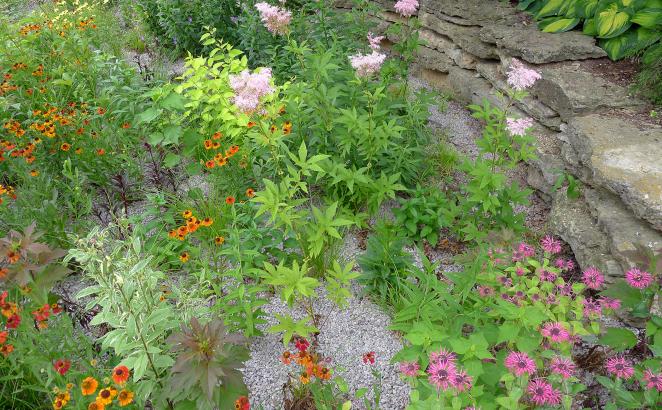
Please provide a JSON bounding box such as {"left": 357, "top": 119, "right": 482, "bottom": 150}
{"left": 565, "top": 113, "right": 662, "bottom": 231}
{"left": 420, "top": 12, "right": 498, "bottom": 59}
{"left": 532, "top": 63, "right": 643, "bottom": 118}
{"left": 421, "top": 0, "right": 519, "bottom": 26}
{"left": 479, "top": 25, "right": 606, "bottom": 64}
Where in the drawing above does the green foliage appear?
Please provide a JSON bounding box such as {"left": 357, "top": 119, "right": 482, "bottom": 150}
{"left": 519, "top": 0, "right": 662, "bottom": 60}
{"left": 135, "top": 0, "right": 241, "bottom": 54}
{"left": 357, "top": 220, "right": 414, "bottom": 305}
{"left": 633, "top": 41, "right": 662, "bottom": 105}
{"left": 394, "top": 185, "right": 448, "bottom": 246}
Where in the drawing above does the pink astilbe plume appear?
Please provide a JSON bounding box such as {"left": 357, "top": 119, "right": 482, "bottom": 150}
{"left": 582, "top": 266, "right": 605, "bottom": 289}
{"left": 349, "top": 51, "right": 386, "bottom": 77}
{"left": 541, "top": 322, "right": 570, "bottom": 343}
{"left": 506, "top": 117, "right": 533, "bottom": 136}
{"left": 394, "top": 0, "right": 419, "bottom": 17}
{"left": 255, "top": 2, "right": 291, "bottom": 35}
{"left": 540, "top": 235, "right": 562, "bottom": 254}
{"left": 399, "top": 361, "right": 420, "bottom": 377}
{"left": 550, "top": 356, "right": 576, "bottom": 379}
{"left": 367, "top": 32, "right": 384, "bottom": 51}
{"left": 625, "top": 268, "right": 653, "bottom": 289}
{"left": 505, "top": 352, "right": 536, "bottom": 376}
{"left": 605, "top": 356, "right": 634, "bottom": 379}
{"left": 229, "top": 68, "right": 274, "bottom": 114}
{"left": 507, "top": 59, "right": 541, "bottom": 91}
{"left": 643, "top": 369, "right": 662, "bottom": 391}
{"left": 427, "top": 360, "right": 456, "bottom": 391}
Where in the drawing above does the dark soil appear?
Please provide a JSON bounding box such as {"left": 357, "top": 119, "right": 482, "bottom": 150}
{"left": 580, "top": 57, "right": 640, "bottom": 88}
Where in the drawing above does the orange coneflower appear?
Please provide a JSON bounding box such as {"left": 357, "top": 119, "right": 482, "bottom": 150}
{"left": 317, "top": 367, "right": 331, "bottom": 380}
{"left": 179, "top": 252, "right": 189, "bottom": 263}
{"left": 270, "top": 124, "right": 277, "bottom": 133}
{"left": 282, "top": 121, "right": 292, "bottom": 135}
{"left": 201, "top": 217, "right": 213, "bottom": 227}
{"left": 0, "top": 344, "right": 14, "bottom": 357}
{"left": 96, "top": 149, "right": 105, "bottom": 155}
{"left": 117, "top": 389, "right": 134, "bottom": 407}
{"left": 216, "top": 157, "right": 228, "bottom": 167}
{"left": 87, "top": 401, "right": 104, "bottom": 410}
{"left": 246, "top": 188, "right": 255, "bottom": 198}
{"left": 177, "top": 225, "right": 188, "bottom": 236}
{"left": 228, "top": 145, "right": 239, "bottom": 156}
{"left": 182, "top": 210, "right": 193, "bottom": 219}
{"left": 168, "top": 230, "right": 177, "bottom": 239}
{"left": 75, "top": 147, "right": 83, "bottom": 155}
{"left": 212, "top": 132, "right": 222, "bottom": 140}
{"left": 60, "top": 143, "right": 70, "bottom": 151}
{"left": 225, "top": 196, "right": 235, "bottom": 205}
{"left": 29, "top": 169, "right": 39, "bottom": 177}
{"left": 112, "top": 365, "right": 130, "bottom": 385}
{"left": 203, "top": 140, "right": 213, "bottom": 150}
{"left": 212, "top": 141, "right": 221, "bottom": 149}
{"left": 214, "top": 236, "right": 225, "bottom": 246}
{"left": 96, "top": 107, "right": 105, "bottom": 115}
{"left": 205, "top": 160, "right": 215, "bottom": 169}
{"left": 81, "top": 377, "right": 98, "bottom": 396}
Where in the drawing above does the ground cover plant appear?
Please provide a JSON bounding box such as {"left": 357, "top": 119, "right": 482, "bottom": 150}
{"left": 1, "top": 0, "right": 660, "bottom": 409}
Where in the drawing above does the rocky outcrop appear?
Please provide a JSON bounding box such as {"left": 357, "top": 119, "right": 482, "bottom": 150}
{"left": 336, "top": 0, "right": 662, "bottom": 281}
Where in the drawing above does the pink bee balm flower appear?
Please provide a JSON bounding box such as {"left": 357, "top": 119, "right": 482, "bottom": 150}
{"left": 605, "top": 356, "right": 634, "bottom": 379}
{"left": 625, "top": 268, "right": 653, "bottom": 289}
{"left": 599, "top": 296, "right": 621, "bottom": 310}
{"left": 527, "top": 380, "right": 555, "bottom": 406}
{"left": 643, "top": 369, "right": 662, "bottom": 391}
{"left": 450, "top": 370, "right": 473, "bottom": 392}
{"left": 582, "top": 266, "right": 605, "bottom": 289}
{"left": 540, "top": 235, "right": 562, "bottom": 255}
{"left": 229, "top": 68, "right": 274, "bottom": 114}
{"left": 429, "top": 348, "right": 456, "bottom": 366}
{"left": 505, "top": 352, "right": 536, "bottom": 377}
{"left": 255, "top": 2, "right": 291, "bottom": 35}
{"left": 582, "top": 297, "right": 602, "bottom": 317}
{"left": 518, "top": 242, "right": 535, "bottom": 258}
{"left": 506, "top": 117, "right": 533, "bottom": 137}
{"left": 427, "top": 360, "right": 456, "bottom": 391}
{"left": 477, "top": 285, "right": 494, "bottom": 298}
{"left": 394, "top": 0, "right": 419, "bottom": 17}
{"left": 507, "top": 59, "right": 541, "bottom": 91}
{"left": 349, "top": 51, "right": 386, "bottom": 77}
{"left": 399, "top": 361, "right": 420, "bottom": 377}
{"left": 541, "top": 322, "right": 570, "bottom": 343}
{"left": 367, "top": 32, "right": 384, "bottom": 51}
{"left": 550, "top": 356, "right": 575, "bottom": 379}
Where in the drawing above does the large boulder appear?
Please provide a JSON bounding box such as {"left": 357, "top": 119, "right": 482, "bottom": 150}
{"left": 564, "top": 113, "right": 662, "bottom": 231}
{"left": 479, "top": 25, "right": 606, "bottom": 64}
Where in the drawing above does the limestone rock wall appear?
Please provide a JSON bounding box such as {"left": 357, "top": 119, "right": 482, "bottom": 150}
{"left": 337, "top": 0, "right": 662, "bottom": 281}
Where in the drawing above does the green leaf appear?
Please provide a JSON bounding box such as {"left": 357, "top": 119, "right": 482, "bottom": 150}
{"left": 598, "top": 327, "right": 638, "bottom": 351}
{"left": 162, "top": 125, "right": 183, "bottom": 145}
{"left": 540, "top": 17, "right": 582, "bottom": 32}
{"left": 161, "top": 92, "right": 186, "bottom": 110}
{"left": 164, "top": 153, "right": 181, "bottom": 168}
{"left": 601, "top": 279, "right": 644, "bottom": 307}
{"left": 596, "top": 4, "right": 633, "bottom": 38}
{"left": 136, "top": 107, "right": 161, "bottom": 124}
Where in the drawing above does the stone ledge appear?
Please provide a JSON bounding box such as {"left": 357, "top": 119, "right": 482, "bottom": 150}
{"left": 420, "top": 0, "right": 519, "bottom": 26}
{"left": 565, "top": 113, "right": 662, "bottom": 231}
{"left": 419, "top": 12, "right": 498, "bottom": 59}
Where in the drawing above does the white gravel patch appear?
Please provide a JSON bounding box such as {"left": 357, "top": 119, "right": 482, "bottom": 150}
{"left": 242, "top": 286, "right": 410, "bottom": 410}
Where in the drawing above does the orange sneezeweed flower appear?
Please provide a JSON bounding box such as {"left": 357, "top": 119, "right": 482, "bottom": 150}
{"left": 81, "top": 377, "right": 98, "bottom": 396}
{"left": 88, "top": 401, "right": 104, "bottom": 410}
{"left": 96, "top": 387, "right": 113, "bottom": 405}
{"left": 205, "top": 160, "right": 215, "bottom": 169}
{"left": 177, "top": 226, "right": 188, "bottom": 236}
{"left": 281, "top": 351, "right": 291, "bottom": 365}
{"left": 121, "top": 123, "right": 130, "bottom": 129}
{"left": 60, "top": 143, "right": 71, "bottom": 151}
{"left": 300, "top": 372, "right": 310, "bottom": 384}
{"left": 203, "top": 140, "right": 213, "bottom": 150}
{"left": 216, "top": 157, "right": 227, "bottom": 167}
{"left": 225, "top": 196, "right": 236, "bottom": 205}
{"left": 112, "top": 365, "right": 130, "bottom": 385}
{"left": 182, "top": 210, "right": 193, "bottom": 219}
{"left": 96, "top": 149, "right": 105, "bottom": 155}
{"left": 246, "top": 188, "right": 255, "bottom": 198}
{"left": 168, "top": 230, "right": 177, "bottom": 239}
{"left": 283, "top": 121, "right": 292, "bottom": 135}
{"left": 214, "top": 236, "right": 225, "bottom": 246}
{"left": 212, "top": 132, "right": 222, "bottom": 140}
{"left": 118, "top": 389, "right": 134, "bottom": 406}
{"left": 7, "top": 251, "right": 20, "bottom": 263}
{"left": 0, "top": 344, "right": 13, "bottom": 357}
{"left": 75, "top": 148, "right": 83, "bottom": 155}
{"left": 201, "top": 217, "right": 213, "bottom": 227}
{"left": 179, "top": 252, "right": 189, "bottom": 263}
{"left": 247, "top": 121, "right": 256, "bottom": 128}
{"left": 30, "top": 169, "right": 39, "bottom": 177}
{"left": 212, "top": 141, "right": 221, "bottom": 149}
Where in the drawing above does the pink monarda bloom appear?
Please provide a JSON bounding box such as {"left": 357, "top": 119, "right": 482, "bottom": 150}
{"left": 527, "top": 380, "right": 555, "bottom": 406}
{"left": 505, "top": 352, "right": 536, "bottom": 377}
{"left": 605, "top": 356, "right": 634, "bottom": 379}
{"left": 229, "top": 68, "right": 274, "bottom": 114}
{"left": 349, "top": 51, "right": 386, "bottom": 77}
{"left": 399, "top": 361, "right": 420, "bottom": 377}
{"left": 582, "top": 266, "right": 605, "bottom": 289}
{"left": 255, "top": 2, "right": 291, "bottom": 35}
{"left": 507, "top": 59, "right": 541, "bottom": 91}
{"left": 625, "top": 267, "right": 654, "bottom": 289}
{"left": 451, "top": 370, "right": 473, "bottom": 392}
{"left": 429, "top": 348, "right": 456, "bottom": 366}
{"left": 582, "top": 297, "right": 602, "bottom": 317}
{"left": 550, "top": 356, "right": 576, "bottom": 379}
{"left": 478, "top": 285, "right": 494, "bottom": 298}
{"left": 541, "top": 322, "right": 570, "bottom": 343}
{"left": 518, "top": 242, "right": 535, "bottom": 258}
{"left": 540, "top": 235, "right": 562, "bottom": 255}
{"left": 427, "top": 360, "right": 456, "bottom": 391}
{"left": 367, "top": 32, "right": 384, "bottom": 51}
{"left": 394, "top": 0, "right": 419, "bottom": 17}
{"left": 599, "top": 296, "right": 621, "bottom": 310}
{"left": 643, "top": 369, "right": 662, "bottom": 391}
{"left": 555, "top": 258, "right": 575, "bottom": 271}
{"left": 506, "top": 117, "right": 533, "bottom": 137}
